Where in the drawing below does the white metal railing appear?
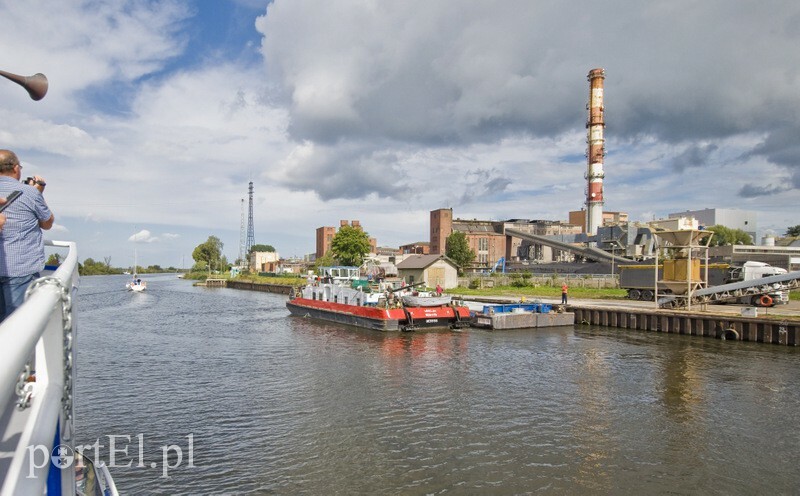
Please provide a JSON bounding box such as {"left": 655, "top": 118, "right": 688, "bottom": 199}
{"left": 0, "top": 240, "right": 117, "bottom": 496}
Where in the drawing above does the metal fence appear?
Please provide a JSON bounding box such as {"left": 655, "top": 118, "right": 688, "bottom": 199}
{"left": 459, "top": 273, "right": 619, "bottom": 289}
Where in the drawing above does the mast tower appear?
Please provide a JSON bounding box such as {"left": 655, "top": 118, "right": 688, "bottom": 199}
{"left": 238, "top": 198, "right": 246, "bottom": 265}
{"left": 246, "top": 182, "right": 255, "bottom": 256}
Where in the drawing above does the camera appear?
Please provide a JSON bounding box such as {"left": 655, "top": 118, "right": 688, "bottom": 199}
{"left": 24, "top": 177, "right": 45, "bottom": 187}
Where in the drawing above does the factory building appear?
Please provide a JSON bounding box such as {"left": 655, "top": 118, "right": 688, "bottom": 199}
{"left": 668, "top": 208, "right": 758, "bottom": 243}
{"left": 430, "top": 208, "right": 452, "bottom": 255}
{"left": 568, "top": 209, "right": 629, "bottom": 233}
{"left": 315, "top": 220, "right": 377, "bottom": 259}
{"left": 430, "top": 208, "right": 586, "bottom": 271}
{"left": 399, "top": 242, "right": 430, "bottom": 255}
{"left": 502, "top": 219, "right": 583, "bottom": 262}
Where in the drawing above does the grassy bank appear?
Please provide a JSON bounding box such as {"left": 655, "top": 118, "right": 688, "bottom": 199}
{"left": 449, "top": 285, "right": 628, "bottom": 300}
{"left": 184, "top": 271, "right": 799, "bottom": 302}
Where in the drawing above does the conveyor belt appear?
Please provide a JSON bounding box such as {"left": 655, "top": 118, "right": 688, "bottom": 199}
{"left": 658, "top": 270, "right": 800, "bottom": 308}
{"left": 505, "top": 228, "right": 635, "bottom": 265}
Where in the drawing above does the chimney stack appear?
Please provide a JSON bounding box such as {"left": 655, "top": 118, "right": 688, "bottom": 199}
{"left": 586, "top": 68, "right": 605, "bottom": 236}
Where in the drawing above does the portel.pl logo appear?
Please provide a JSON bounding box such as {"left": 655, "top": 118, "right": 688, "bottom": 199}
{"left": 27, "top": 434, "right": 195, "bottom": 479}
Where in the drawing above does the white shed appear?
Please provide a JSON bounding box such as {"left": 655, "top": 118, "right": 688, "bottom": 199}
{"left": 396, "top": 254, "right": 460, "bottom": 289}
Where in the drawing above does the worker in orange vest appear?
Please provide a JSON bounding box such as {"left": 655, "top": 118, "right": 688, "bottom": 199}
{"left": 561, "top": 283, "right": 568, "bottom": 305}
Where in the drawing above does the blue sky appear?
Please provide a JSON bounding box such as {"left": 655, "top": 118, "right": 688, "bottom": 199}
{"left": 1, "top": 1, "right": 799, "bottom": 269}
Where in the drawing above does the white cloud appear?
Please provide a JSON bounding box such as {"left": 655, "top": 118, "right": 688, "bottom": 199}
{"left": 129, "top": 230, "right": 157, "bottom": 243}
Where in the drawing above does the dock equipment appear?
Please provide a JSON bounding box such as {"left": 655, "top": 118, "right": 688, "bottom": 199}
{"left": 504, "top": 228, "right": 635, "bottom": 265}
{"left": 658, "top": 271, "right": 800, "bottom": 309}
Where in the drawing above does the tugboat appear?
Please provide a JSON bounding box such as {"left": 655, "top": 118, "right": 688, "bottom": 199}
{"left": 286, "top": 266, "right": 471, "bottom": 331}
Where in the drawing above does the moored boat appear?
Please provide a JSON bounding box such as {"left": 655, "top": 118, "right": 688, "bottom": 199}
{"left": 286, "top": 266, "right": 470, "bottom": 331}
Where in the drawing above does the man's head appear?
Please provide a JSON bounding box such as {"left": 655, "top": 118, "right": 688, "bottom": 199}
{"left": 0, "top": 150, "right": 22, "bottom": 178}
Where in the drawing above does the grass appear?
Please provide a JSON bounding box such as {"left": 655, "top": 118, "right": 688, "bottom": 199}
{"left": 190, "top": 271, "right": 800, "bottom": 303}
{"left": 449, "top": 285, "right": 628, "bottom": 300}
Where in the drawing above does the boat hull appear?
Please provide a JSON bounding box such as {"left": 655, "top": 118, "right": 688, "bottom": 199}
{"left": 286, "top": 297, "right": 470, "bottom": 331}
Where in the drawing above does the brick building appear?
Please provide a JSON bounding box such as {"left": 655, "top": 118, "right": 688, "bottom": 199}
{"left": 399, "top": 242, "right": 430, "bottom": 255}
{"left": 315, "top": 220, "right": 377, "bottom": 259}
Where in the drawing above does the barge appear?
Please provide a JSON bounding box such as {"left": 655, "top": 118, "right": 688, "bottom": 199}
{"left": 472, "top": 302, "right": 574, "bottom": 330}
{"left": 286, "top": 266, "right": 471, "bottom": 332}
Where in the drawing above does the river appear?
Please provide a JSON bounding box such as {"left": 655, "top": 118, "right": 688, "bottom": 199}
{"left": 75, "top": 274, "right": 800, "bottom": 494}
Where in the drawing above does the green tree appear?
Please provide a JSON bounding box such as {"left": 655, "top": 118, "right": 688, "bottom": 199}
{"left": 313, "top": 252, "right": 337, "bottom": 271}
{"left": 786, "top": 225, "right": 800, "bottom": 237}
{"left": 249, "top": 244, "right": 275, "bottom": 253}
{"left": 79, "top": 257, "right": 119, "bottom": 275}
{"left": 445, "top": 231, "right": 475, "bottom": 274}
{"left": 46, "top": 253, "right": 61, "bottom": 266}
{"left": 330, "top": 225, "right": 371, "bottom": 266}
{"left": 706, "top": 225, "right": 753, "bottom": 246}
{"left": 192, "top": 236, "right": 224, "bottom": 271}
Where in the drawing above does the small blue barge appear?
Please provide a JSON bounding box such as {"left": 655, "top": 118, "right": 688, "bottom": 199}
{"left": 473, "top": 302, "right": 573, "bottom": 330}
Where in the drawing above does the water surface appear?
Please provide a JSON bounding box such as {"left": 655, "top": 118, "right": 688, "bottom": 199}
{"left": 75, "top": 274, "right": 800, "bottom": 494}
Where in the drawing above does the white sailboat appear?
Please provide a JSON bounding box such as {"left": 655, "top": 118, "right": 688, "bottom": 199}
{"left": 126, "top": 232, "right": 147, "bottom": 292}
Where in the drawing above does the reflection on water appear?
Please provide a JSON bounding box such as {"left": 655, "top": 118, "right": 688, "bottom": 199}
{"left": 74, "top": 275, "right": 800, "bottom": 495}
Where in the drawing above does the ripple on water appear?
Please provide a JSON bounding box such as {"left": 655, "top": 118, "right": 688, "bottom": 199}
{"left": 75, "top": 276, "right": 800, "bottom": 495}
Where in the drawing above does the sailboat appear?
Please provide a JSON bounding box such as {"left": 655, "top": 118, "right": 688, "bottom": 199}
{"left": 126, "top": 232, "right": 147, "bottom": 292}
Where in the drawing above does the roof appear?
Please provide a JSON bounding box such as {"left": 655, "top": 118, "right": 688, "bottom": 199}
{"left": 396, "top": 254, "right": 457, "bottom": 270}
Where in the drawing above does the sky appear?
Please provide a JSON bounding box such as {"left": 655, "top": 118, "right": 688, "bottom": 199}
{"left": 0, "top": 0, "right": 798, "bottom": 269}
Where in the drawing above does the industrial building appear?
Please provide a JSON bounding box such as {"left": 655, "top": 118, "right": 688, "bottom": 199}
{"left": 315, "top": 220, "right": 377, "bottom": 260}
{"left": 398, "top": 242, "right": 430, "bottom": 255}
{"left": 668, "top": 208, "right": 758, "bottom": 243}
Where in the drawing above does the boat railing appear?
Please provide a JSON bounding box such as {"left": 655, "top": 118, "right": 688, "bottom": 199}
{"left": 0, "top": 240, "right": 118, "bottom": 496}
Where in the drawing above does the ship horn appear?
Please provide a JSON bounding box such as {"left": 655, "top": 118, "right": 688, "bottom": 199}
{"left": 0, "top": 70, "right": 48, "bottom": 101}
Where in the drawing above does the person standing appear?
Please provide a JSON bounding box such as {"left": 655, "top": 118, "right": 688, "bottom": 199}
{"left": 561, "top": 283, "right": 568, "bottom": 305}
{"left": 0, "top": 150, "right": 54, "bottom": 321}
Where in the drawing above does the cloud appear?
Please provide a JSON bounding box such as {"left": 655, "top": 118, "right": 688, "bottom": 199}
{"left": 739, "top": 183, "right": 792, "bottom": 198}
{"left": 256, "top": 0, "right": 800, "bottom": 204}
{"left": 162, "top": 233, "right": 181, "bottom": 240}
{"left": 671, "top": 143, "right": 719, "bottom": 172}
{"left": 4, "top": 1, "right": 800, "bottom": 265}
{"left": 129, "top": 230, "right": 158, "bottom": 243}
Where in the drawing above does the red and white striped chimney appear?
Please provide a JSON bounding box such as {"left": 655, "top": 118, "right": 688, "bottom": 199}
{"left": 586, "top": 68, "right": 605, "bottom": 236}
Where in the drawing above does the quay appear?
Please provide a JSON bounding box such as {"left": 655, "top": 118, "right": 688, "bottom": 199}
{"left": 224, "top": 279, "right": 293, "bottom": 294}
{"left": 217, "top": 281, "right": 799, "bottom": 344}
{"left": 571, "top": 303, "right": 800, "bottom": 345}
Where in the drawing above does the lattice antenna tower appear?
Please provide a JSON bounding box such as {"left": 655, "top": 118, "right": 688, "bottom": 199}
{"left": 246, "top": 181, "right": 255, "bottom": 255}
{"left": 238, "top": 198, "right": 246, "bottom": 264}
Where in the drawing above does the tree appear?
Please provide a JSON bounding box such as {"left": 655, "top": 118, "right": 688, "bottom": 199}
{"left": 786, "top": 225, "right": 800, "bottom": 237}
{"left": 46, "top": 253, "right": 61, "bottom": 266}
{"left": 249, "top": 244, "right": 275, "bottom": 253}
{"left": 192, "top": 236, "right": 224, "bottom": 271}
{"left": 330, "top": 225, "right": 371, "bottom": 266}
{"left": 79, "top": 257, "right": 119, "bottom": 275}
{"left": 445, "top": 231, "right": 475, "bottom": 274}
{"left": 706, "top": 225, "right": 753, "bottom": 246}
{"left": 313, "top": 252, "right": 337, "bottom": 271}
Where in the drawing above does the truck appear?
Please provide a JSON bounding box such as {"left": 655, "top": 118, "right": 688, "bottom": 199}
{"left": 618, "top": 261, "right": 788, "bottom": 306}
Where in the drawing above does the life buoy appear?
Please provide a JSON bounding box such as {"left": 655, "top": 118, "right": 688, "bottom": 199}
{"left": 759, "top": 294, "right": 773, "bottom": 307}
